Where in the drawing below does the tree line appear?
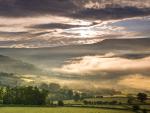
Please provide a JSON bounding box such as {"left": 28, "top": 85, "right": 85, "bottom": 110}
{"left": 0, "top": 83, "right": 90, "bottom": 105}
{"left": 0, "top": 86, "right": 48, "bottom": 105}
{"left": 83, "top": 92, "right": 148, "bottom": 105}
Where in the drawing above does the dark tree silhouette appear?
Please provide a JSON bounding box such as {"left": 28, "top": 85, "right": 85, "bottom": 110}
{"left": 137, "top": 93, "right": 148, "bottom": 103}
{"left": 57, "top": 100, "right": 64, "bottom": 106}
{"left": 132, "top": 105, "right": 140, "bottom": 111}
{"left": 67, "top": 90, "right": 73, "bottom": 99}
{"left": 73, "top": 92, "right": 80, "bottom": 101}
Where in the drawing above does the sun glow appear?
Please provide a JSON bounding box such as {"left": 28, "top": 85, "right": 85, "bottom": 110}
{"left": 79, "top": 29, "right": 94, "bottom": 37}
{"left": 65, "top": 27, "right": 97, "bottom": 38}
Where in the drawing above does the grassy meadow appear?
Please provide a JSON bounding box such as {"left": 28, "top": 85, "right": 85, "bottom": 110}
{"left": 0, "top": 107, "right": 135, "bottom": 113}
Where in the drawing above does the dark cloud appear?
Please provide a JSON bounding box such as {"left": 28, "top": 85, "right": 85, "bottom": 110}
{"left": 30, "top": 23, "right": 87, "bottom": 29}
{"left": 119, "top": 53, "right": 150, "bottom": 59}
{"left": 0, "top": 40, "right": 28, "bottom": 45}
{"left": 0, "top": 0, "right": 150, "bottom": 20}
{"left": 31, "top": 31, "right": 52, "bottom": 36}
{"left": 0, "top": 0, "right": 77, "bottom": 17}
{"left": 0, "top": 31, "right": 28, "bottom": 36}
{"left": 72, "top": 6, "right": 150, "bottom": 20}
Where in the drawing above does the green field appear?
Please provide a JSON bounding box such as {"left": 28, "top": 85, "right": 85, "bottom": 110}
{"left": 0, "top": 97, "right": 150, "bottom": 113}
{"left": 85, "top": 97, "right": 128, "bottom": 104}
{"left": 0, "top": 107, "right": 134, "bottom": 113}
{"left": 64, "top": 97, "right": 130, "bottom": 105}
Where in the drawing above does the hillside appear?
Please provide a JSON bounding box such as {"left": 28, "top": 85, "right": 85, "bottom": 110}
{"left": 0, "top": 55, "right": 41, "bottom": 75}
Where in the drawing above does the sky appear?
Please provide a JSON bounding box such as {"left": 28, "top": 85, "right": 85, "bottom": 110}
{"left": 0, "top": 0, "right": 150, "bottom": 93}
{"left": 0, "top": 0, "right": 150, "bottom": 48}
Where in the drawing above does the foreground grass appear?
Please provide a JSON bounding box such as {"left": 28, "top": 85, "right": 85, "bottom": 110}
{"left": 0, "top": 107, "right": 134, "bottom": 113}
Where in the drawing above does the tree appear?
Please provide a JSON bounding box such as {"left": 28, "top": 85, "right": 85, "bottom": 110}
{"left": 73, "top": 92, "right": 80, "bottom": 101}
{"left": 127, "top": 94, "right": 134, "bottom": 105}
{"left": 83, "top": 100, "right": 88, "bottom": 105}
{"left": 57, "top": 100, "right": 64, "bottom": 106}
{"left": 142, "top": 109, "right": 148, "bottom": 113}
{"left": 3, "top": 86, "right": 48, "bottom": 105}
{"left": 132, "top": 105, "right": 140, "bottom": 111}
{"left": 49, "top": 83, "right": 60, "bottom": 93}
{"left": 3, "top": 87, "right": 13, "bottom": 104}
{"left": 0, "top": 87, "right": 4, "bottom": 100}
{"left": 137, "top": 93, "right": 148, "bottom": 103}
{"left": 40, "top": 83, "right": 49, "bottom": 90}
{"left": 67, "top": 90, "right": 73, "bottom": 99}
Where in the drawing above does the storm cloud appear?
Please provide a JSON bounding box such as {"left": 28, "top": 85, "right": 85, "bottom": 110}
{"left": 0, "top": 0, "right": 150, "bottom": 20}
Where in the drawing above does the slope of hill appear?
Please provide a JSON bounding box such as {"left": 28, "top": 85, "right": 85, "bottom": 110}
{"left": 0, "top": 55, "right": 41, "bottom": 75}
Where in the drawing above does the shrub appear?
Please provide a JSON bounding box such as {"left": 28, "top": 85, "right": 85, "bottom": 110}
{"left": 0, "top": 100, "right": 3, "bottom": 104}
{"left": 132, "top": 105, "right": 140, "bottom": 111}
{"left": 142, "top": 109, "right": 147, "bottom": 113}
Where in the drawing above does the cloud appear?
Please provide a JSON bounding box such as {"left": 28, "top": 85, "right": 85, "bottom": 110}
{"left": 52, "top": 53, "right": 150, "bottom": 91}
{"left": 119, "top": 53, "right": 150, "bottom": 59}
{"left": 17, "top": 74, "right": 118, "bottom": 90}
{"left": 73, "top": 6, "right": 150, "bottom": 20}
{"left": 1, "top": 14, "right": 149, "bottom": 48}
{"left": 0, "top": 0, "right": 150, "bottom": 20}
{"left": 16, "top": 73, "right": 150, "bottom": 91}
{"left": 0, "top": 31, "right": 28, "bottom": 37}
{"left": 75, "top": 0, "right": 150, "bottom": 9}
{"left": 0, "top": 1, "right": 150, "bottom": 48}
{"left": 30, "top": 23, "right": 87, "bottom": 29}
{"left": 0, "top": 0, "right": 77, "bottom": 17}
{"left": 53, "top": 54, "right": 150, "bottom": 75}
{"left": 0, "top": 16, "right": 122, "bottom": 48}
{"left": 118, "top": 74, "right": 150, "bottom": 90}
{"left": 1, "top": 52, "right": 150, "bottom": 91}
